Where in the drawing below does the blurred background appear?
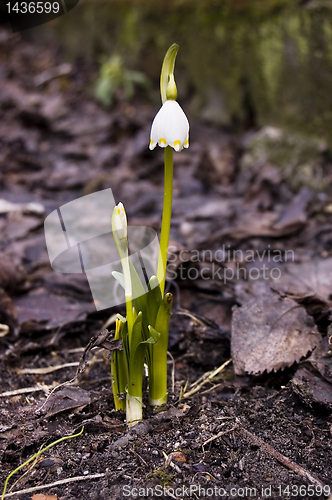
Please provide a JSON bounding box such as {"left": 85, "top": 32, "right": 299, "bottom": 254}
{"left": 11, "top": 0, "right": 332, "bottom": 143}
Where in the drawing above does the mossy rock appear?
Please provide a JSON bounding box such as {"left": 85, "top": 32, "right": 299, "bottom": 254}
{"left": 241, "top": 126, "right": 327, "bottom": 191}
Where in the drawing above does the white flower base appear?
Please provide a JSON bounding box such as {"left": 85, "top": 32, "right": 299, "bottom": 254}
{"left": 126, "top": 394, "right": 142, "bottom": 428}
{"left": 149, "top": 393, "right": 168, "bottom": 410}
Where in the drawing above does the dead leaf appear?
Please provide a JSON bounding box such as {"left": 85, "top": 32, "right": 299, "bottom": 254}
{"left": 78, "top": 329, "right": 122, "bottom": 374}
{"left": 231, "top": 285, "right": 321, "bottom": 375}
{"left": 271, "top": 257, "right": 332, "bottom": 311}
{"left": 14, "top": 287, "right": 94, "bottom": 331}
{"left": 2, "top": 212, "right": 42, "bottom": 242}
{"left": 291, "top": 366, "right": 332, "bottom": 409}
{"left": 168, "top": 451, "right": 186, "bottom": 464}
{"left": 273, "top": 187, "right": 313, "bottom": 232}
{"left": 305, "top": 337, "right": 332, "bottom": 384}
{"left": 43, "top": 386, "right": 91, "bottom": 417}
{"left": 0, "top": 252, "right": 26, "bottom": 291}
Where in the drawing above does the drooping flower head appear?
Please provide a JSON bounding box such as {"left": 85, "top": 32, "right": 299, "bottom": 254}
{"left": 149, "top": 45, "right": 189, "bottom": 152}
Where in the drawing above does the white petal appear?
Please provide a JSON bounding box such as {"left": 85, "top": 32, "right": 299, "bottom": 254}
{"left": 163, "top": 101, "right": 189, "bottom": 151}
{"left": 149, "top": 100, "right": 189, "bottom": 152}
{"left": 113, "top": 202, "right": 127, "bottom": 240}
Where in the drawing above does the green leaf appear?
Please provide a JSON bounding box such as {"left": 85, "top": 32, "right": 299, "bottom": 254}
{"left": 128, "top": 312, "right": 159, "bottom": 398}
{"left": 111, "top": 316, "right": 128, "bottom": 410}
{"left": 160, "top": 43, "right": 179, "bottom": 104}
{"left": 116, "top": 313, "right": 127, "bottom": 323}
{"left": 148, "top": 293, "right": 173, "bottom": 404}
{"left": 129, "top": 260, "right": 148, "bottom": 337}
{"left": 129, "top": 311, "right": 144, "bottom": 360}
{"left": 147, "top": 325, "right": 161, "bottom": 343}
{"left": 112, "top": 271, "right": 125, "bottom": 289}
{"left": 147, "top": 275, "right": 162, "bottom": 329}
{"left": 154, "top": 292, "right": 173, "bottom": 346}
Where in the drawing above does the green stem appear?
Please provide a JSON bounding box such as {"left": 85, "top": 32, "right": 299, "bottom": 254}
{"left": 1, "top": 427, "right": 84, "bottom": 500}
{"left": 157, "top": 146, "right": 173, "bottom": 296}
{"left": 125, "top": 295, "right": 133, "bottom": 343}
{"left": 122, "top": 257, "right": 133, "bottom": 343}
{"left": 148, "top": 293, "right": 173, "bottom": 407}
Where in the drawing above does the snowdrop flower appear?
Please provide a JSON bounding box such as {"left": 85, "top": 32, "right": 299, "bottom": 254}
{"left": 149, "top": 75, "right": 189, "bottom": 152}
{"left": 112, "top": 202, "right": 128, "bottom": 260}
{"left": 112, "top": 202, "right": 127, "bottom": 241}
{"left": 112, "top": 202, "right": 132, "bottom": 297}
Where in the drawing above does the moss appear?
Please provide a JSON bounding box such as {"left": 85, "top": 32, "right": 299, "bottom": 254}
{"left": 146, "top": 468, "right": 174, "bottom": 485}
{"left": 241, "top": 126, "right": 327, "bottom": 190}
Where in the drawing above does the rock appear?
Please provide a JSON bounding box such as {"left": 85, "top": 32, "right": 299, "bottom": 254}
{"left": 240, "top": 126, "right": 327, "bottom": 191}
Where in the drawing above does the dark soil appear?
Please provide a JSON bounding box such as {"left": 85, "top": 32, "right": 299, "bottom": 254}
{"left": 0, "top": 28, "right": 332, "bottom": 500}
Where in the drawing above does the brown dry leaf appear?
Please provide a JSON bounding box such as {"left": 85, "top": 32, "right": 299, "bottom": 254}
{"left": 291, "top": 366, "right": 332, "bottom": 409}
{"left": 169, "top": 451, "right": 186, "bottom": 463}
{"left": 0, "top": 252, "right": 26, "bottom": 291}
{"left": 271, "top": 257, "right": 332, "bottom": 308}
{"left": 231, "top": 285, "right": 321, "bottom": 375}
{"left": 305, "top": 337, "right": 332, "bottom": 384}
{"left": 43, "top": 386, "right": 91, "bottom": 417}
{"left": 14, "top": 287, "right": 95, "bottom": 331}
{"left": 2, "top": 212, "right": 42, "bottom": 242}
{"left": 273, "top": 187, "right": 313, "bottom": 232}
{"left": 78, "top": 329, "right": 122, "bottom": 375}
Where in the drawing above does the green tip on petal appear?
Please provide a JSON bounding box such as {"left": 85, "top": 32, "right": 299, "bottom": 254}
{"left": 160, "top": 43, "right": 179, "bottom": 104}
{"left": 166, "top": 74, "right": 177, "bottom": 101}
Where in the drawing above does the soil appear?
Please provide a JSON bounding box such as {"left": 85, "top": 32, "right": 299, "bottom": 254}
{"left": 0, "top": 28, "right": 332, "bottom": 500}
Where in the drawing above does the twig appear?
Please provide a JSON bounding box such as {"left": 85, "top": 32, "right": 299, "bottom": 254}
{"left": 167, "top": 351, "right": 175, "bottom": 394}
{"left": 202, "top": 425, "right": 237, "bottom": 448}
{"left": 238, "top": 426, "right": 325, "bottom": 488}
{"left": 2, "top": 473, "right": 105, "bottom": 498}
{"left": 176, "top": 309, "right": 206, "bottom": 327}
{"left": 200, "top": 383, "right": 222, "bottom": 395}
{"left": 15, "top": 362, "right": 79, "bottom": 375}
{"left": 130, "top": 447, "right": 148, "bottom": 467}
{"left": 0, "top": 383, "right": 55, "bottom": 398}
{"left": 181, "top": 359, "right": 232, "bottom": 399}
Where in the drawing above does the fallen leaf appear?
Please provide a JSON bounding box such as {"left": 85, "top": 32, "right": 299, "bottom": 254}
{"left": 0, "top": 252, "right": 26, "bottom": 291}
{"left": 43, "top": 386, "right": 91, "bottom": 417}
{"left": 231, "top": 284, "right": 321, "bottom": 375}
{"left": 271, "top": 257, "right": 332, "bottom": 312}
{"left": 2, "top": 212, "right": 42, "bottom": 242}
{"left": 291, "top": 366, "right": 332, "bottom": 409}
{"left": 168, "top": 451, "right": 186, "bottom": 463}
{"left": 273, "top": 187, "right": 313, "bottom": 232}
{"left": 14, "top": 287, "right": 94, "bottom": 331}
{"left": 305, "top": 337, "right": 332, "bottom": 384}
{"left": 78, "top": 329, "right": 122, "bottom": 374}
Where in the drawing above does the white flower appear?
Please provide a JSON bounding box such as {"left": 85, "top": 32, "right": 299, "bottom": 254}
{"left": 112, "top": 202, "right": 127, "bottom": 242}
{"left": 149, "top": 100, "right": 189, "bottom": 152}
